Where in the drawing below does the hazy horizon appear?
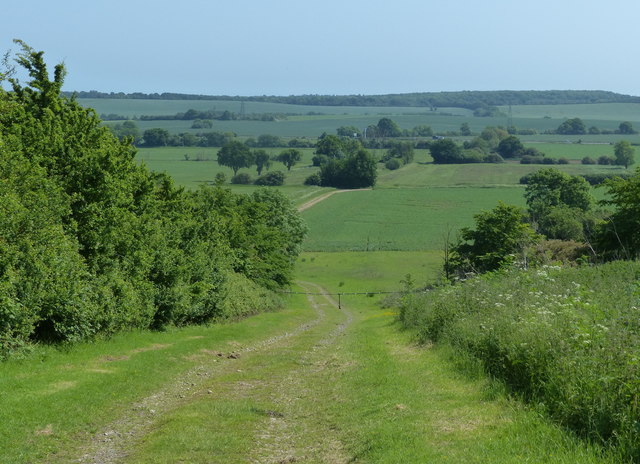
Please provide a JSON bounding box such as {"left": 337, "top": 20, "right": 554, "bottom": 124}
{"left": 4, "top": 0, "right": 640, "bottom": 97}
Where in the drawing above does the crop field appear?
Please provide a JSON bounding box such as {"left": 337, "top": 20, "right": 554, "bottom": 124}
{"left": 138, "top": 145, "right": 623, "bottom": 191}
{"left": 297, "top": 250, "right": 443, "bottom": 293}
{"left": 505, "top": 102, "right": 640, "bottom": 121}
{"left": 81, "top": 97, "right": 471, "bottom": 118}
{"left": 522, "top": 141, "right": 618, "bottom": 160}
{"left": 91, "top": 97, "right": 640, "bottom": 142}
{"left": 300, "top": 187, "right": 526, "bottom": 251}
{"left": 377, "top": 158, "right": 625, "bottom": 187}
{"left": 137, "top": 147, "right": 321, "bottom": 190}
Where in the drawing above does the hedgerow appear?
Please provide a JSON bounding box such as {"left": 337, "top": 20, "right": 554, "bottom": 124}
{"left": 0, "top": 42, "right": 305, "bottom": 358}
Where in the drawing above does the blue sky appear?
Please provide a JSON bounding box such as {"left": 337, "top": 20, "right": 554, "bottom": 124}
{"left": 3, "top": 0, "right": 640, "bottom": 96}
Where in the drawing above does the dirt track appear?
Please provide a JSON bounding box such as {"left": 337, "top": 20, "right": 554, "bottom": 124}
{"left": 75, "top": 283, "right": 351, "bottom": 463}
{"left": 297, "top": 189, "right": 371, "bottom": 212}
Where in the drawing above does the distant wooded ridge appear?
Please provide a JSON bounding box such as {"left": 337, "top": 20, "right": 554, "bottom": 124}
{"left": 65, "top": 90, "right": 640, "bottom": 109}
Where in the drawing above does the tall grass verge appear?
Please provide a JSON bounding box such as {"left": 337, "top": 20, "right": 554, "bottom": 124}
{"left": 400, "top": 261, "right": 640, "bottom": 461}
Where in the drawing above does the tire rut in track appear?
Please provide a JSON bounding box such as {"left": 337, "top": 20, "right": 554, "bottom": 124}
{"left": 249, "top": 281, "right": 354, "bottom": 464}
{"left": 76, "top": 292, "right": 328, "bottom": 464}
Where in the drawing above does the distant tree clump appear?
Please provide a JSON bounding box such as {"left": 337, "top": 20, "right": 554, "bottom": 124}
{"left": 617, "top": 121, "right": 637, "bottom": 135}
{"left": 385, "top": 158, "right": 402, "bottom": 170}
{"left": 320, "top": 148, "right": 377, "bottom": 189}
{"left": 598, "top": 155, "right": 615, "bottom": 165}
{"left": 496, "top": 135, "right": 524, "bottom": 158}
{"left": 315, "top": 133, "right": 361, "bottom": 159}
{"left": 109, "top": 120, "right": 141, "bottom": 144}
{"left": 231, "top": 172, "right": 252, "bottom": 184}
{"left": 336, "top": 126, "right": 362, "bottom": 137}
{"left": 463, "top": 126, "right": 509, "bottom": 154}
{"left": 199, "top": 131, "right": 236, "bottom": 147}
{"left": 143, "top": 127, "right": 170, "bottom": 146}
{"left": 381, "top": 141, "right": 414, "bottom": 165}
{"left": 376, "top": 118, "right": 402, "bottom": 137}
{"left": 429, "top": 139, "right": 463, "bottom": 163}
{"left": 556, "top": 118, "right": 586, "bottom": 135}
{"left": 191, "top": 119, "right": 213, "bottom": 129}
{"left": 256, "top": 134, "right": 285, "bottom": 148}
{"left": 304, "top": 173, "right": 321, "bottom": 186}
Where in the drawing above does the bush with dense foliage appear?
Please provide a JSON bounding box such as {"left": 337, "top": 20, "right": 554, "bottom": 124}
{"left": 254, "top": 171, "right": 285, "bottom": 186}
{"left": 384, "top": 158, "right": 401, "bottom": 170}
{"left": 230, "top": 172, "right": 252, "bottom": 184}
{"left": 0, "top": 42, "right": 306, "bottom": 357}
{"left": 304, "top": 173, "right": 321, "bottom": 186}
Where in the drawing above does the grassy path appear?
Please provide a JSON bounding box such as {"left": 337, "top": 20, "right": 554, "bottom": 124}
{"left": 70, "top": 285, "right": 607, "bottom": 463}
{"left": 1, "top": 280, "right": 611, "bottom": 463}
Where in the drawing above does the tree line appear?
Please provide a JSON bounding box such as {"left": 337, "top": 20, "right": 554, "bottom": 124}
{"left": 0, "top": 41, "right": 307, "bottom": 359}
{"left": 67, "top": 90, "right": 640, "bottom": 110}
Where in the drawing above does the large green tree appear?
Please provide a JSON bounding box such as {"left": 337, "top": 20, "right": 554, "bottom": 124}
{"left": 253, "top": 149, "right": 272, "bottom": 175}
{"left": 217, "top": 140, "right": 254, "bottom": 175}
{"left": 556, "top": 118, "right": 586, "bottom": 135}
{"left": 446, "top": 203, "right": 541, "bottom": 277}
{"left": 276, "top": 148, "right": 302, "bottom": 171}
{"left": 320, "top": 148, "right": 377, "bottom": 189}
{"left": 315, "top": 134, "right": 346, "bottom": 158}
{"left": 429, "top": 138, "right": 464, "bottom": 163}
{"left": 597, "top": 168, "right": 640, "bottom": 259}
{"left": 614, "top": 140, "right": 635, "bottom": 169}
{"left": 618, "top": 121, "right": 637, "bottom": 135}
{"left": 143, "top": 128, "right": 170, "bottom": 146}
{"left": 524, "top": 168, "right": 593, "bottom": 241}
{"left": 376, "top": 117, "right": 402, "bottom": 137}
{"left": 525, "top": 168, "right": 592, "bottom": 213}
{"left": 496, "top": 135, "right": 524, "bottom": 158}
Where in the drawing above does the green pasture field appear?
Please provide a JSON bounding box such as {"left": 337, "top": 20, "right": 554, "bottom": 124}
{"left": 504, "top": 102, "right": 640, "bottom": 121}
{"left": 297, "top": 250, "right": 443, "bottom": 294}
{"left": 93, "top": 97, "right": 640, "bottom": 143}
{"left": 300, "top": 187, "right": 526, "bottom": 252}
{"left": 80, "top": 98, "right": 471, "bottom": 118}
{"left": 136, "top": 146, "right": 322, "bottom": 191}
{"left": 138, "top": 145, "right": 624, "bottom": 192}
{"left": 377, "top": 158, "right": 626, "bottom": 188}
{"left": 126, "top": 113, "right": 477, "bottom": 139}
{"left": 523, "top": 141, "right": 618, "bottom": 160}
